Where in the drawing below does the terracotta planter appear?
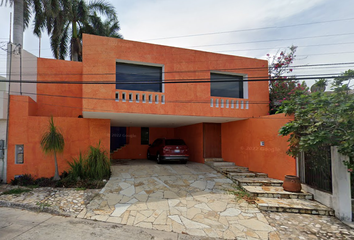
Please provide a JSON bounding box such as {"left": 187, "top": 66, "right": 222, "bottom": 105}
{"left": 282, "top": 175, "right": 302, "bottom": 192}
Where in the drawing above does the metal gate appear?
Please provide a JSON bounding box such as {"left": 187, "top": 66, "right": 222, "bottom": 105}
{"left": 298, "top": 145, "right": 333, "bottom": 193}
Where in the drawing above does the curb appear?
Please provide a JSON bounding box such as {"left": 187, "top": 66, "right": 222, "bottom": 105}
{"left": 0, "top": 200, "right": 71, "bottom": 217}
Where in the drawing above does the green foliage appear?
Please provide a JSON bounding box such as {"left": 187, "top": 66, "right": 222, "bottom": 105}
{"left": 279, "top": 70, "right": 354, "bottom": 171}
{"left": 228, "top": 185, "right": 256, "bottom": 204}
{"left": 66, "top": 142, "right": 111, "bottom": 181}
{"left": 2, "top": 188, "right": 32, "bottom": 195}
{"left": 67, "top": 152, "right": 86, "bottom": 180}
{"left": 40, "top": 116, "right": 64, "bottom": 180}
{"left": 85, "top": 143, "right": 111, "bottom": 180}
{"left": 40, "top": 116, "right": 64, "bottom": 154}
{"left": 268, "top": 45, "right": 308, "bottom": 114}
{"left": 10, "top": 174, "right": 36, "bottom": 186}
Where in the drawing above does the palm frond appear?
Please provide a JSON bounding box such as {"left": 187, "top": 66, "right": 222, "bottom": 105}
{"left": 40, "top": 116, "right": 65, "bottom": 154}
{"left": 88, "top": 0, "right": 117, "bottom": 20}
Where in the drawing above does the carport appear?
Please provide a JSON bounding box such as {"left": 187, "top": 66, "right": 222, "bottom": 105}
{"left": 83, "top": 112, "right": 244, "bottom": 163}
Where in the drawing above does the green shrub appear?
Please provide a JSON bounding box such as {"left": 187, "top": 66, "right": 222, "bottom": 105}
{"left": 2, "top": 188, "right": 32, "bottom": 195}
{"left": 66, "top": 142, "right": 111, "bottom": 181}
{"left": 67, "top": 152, "right": 86, "bottom": 180}
{"left": 85, "top": 143, "right": 110, "bottom": 180}
{"left": 10, "top": 174, "right": 36, "bottom": 186}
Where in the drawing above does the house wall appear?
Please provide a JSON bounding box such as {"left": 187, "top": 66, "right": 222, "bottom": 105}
{"left": 111, "top": 127, "right": 175, "bottom": 159}
{"left": 221, "top": 114, "right": 296, "bottom": 180}
{"left": 36, "top": 58, "right": 83, "bottom": 117}
{"left": 175, "top": 123, "right": 204, "bottom": 163}
{"left": 6, "top": 95, "right": 110, "bottom": 182}
{"left": 82, "top": 34, "right": 269, "bottom": 119}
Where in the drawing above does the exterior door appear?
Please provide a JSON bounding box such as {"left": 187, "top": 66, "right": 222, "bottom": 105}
{"left": 203, "top": 123, "right": 221, "bottom": 158}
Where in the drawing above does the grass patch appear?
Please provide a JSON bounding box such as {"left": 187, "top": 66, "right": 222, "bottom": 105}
{"left": 2, "top": 188, "right": 32, "bottom": 195}
{"left": 75, "top": 187, "right": 86, "bottom": 191}
{"left": 228, "top": 185, "right": 256, "bottom": 204}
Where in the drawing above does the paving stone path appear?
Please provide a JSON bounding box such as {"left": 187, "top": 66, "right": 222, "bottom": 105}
{"left": 80, "top": 160, "right": 279, "bottom": 239}
{"left": 263, "top": 211, "right": 354, "bottom": 240}
{"left": 0, "top": 185, "right": 98, "bottom": 216}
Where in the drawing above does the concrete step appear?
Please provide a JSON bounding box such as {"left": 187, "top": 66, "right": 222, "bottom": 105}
{"left": 228, "top": 172, "right": 268, "bottom": 178}
{"left": 234, "top": 177, "right": 283, "bottom": 187}
{"left": 211, "top": 162, "right": 235, "bottom": 167}
{"left": 242, "top": 186, "right": 313, "bottom": 200}
{"left": 256, "top": 197, "right": 334, "bottom": 216}
{"left": 204, "top": 158, "right": 224, "bottom": 163}
{"left": 219, "top": 166, "right": 249, "bottom": 173}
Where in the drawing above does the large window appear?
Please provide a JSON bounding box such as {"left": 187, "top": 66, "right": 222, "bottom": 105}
{"left": 210, "top": 73, "right": 243, "bottom": 98}
{"left": 116, "top": 62, "right": 162, "bottom": 92}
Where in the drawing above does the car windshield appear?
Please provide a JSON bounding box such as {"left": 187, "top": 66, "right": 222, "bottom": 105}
{"left": 165, "top": 139, "right": 186, "bottom": 145}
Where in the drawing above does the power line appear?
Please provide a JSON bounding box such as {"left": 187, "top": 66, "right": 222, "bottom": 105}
{"left": 188, "top": 32, "right": 354, "bottom": 48}
{"left": 2, "top": 61, "right": 354, "bottom": 77}
{"left": 143, "top": 17, "right": 354, "bottom": 41}
{"left": 0, "top": 75, "right": 350, "bottom": 85}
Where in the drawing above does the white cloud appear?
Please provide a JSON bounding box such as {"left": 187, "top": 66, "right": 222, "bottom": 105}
{"left": 0, "top": 0, "right": 353, "bottom": 88}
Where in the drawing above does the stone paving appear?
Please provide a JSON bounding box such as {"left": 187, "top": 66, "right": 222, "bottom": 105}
{"left": 0, "top": 185, "right": 98, "bottom": 216}
{"left": 264, "top": 211, "right": 354, "bottom": 240}
{"left": 80, "top": 160, "right": 279, "bottom": 239}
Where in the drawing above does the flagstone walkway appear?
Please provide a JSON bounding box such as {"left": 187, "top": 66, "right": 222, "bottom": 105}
{"left": 79, "top": 160, "right": 279, "bottom": 239}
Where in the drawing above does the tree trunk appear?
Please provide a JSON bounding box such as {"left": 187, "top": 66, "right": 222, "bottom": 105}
{"left": 53, "top": 151, "right": 60, "bottom": 180}
{"left": 13, "top": 0, "right": 23, "bottom": 46}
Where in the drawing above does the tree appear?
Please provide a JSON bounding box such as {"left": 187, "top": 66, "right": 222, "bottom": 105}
{"left": 46, "top": 0, "right": 122, "bottom": 61}
{"left": 268, "top": 45, "right": 307, "bottom": 114}
{"left": 279, "top": 70, "right": 354, "bottom": 171}
{"left": 40, "top": 116, "right": 65, "bottom": 180}
{"left": 1, "top": 0, "right": 122, "bottom": 61}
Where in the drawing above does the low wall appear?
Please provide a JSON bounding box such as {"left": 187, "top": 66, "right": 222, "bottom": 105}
{"left": 221, "top": 114, "right": 296, "bottom": 180}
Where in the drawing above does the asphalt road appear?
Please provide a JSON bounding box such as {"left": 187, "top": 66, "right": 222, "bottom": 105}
{"left": 0, "top": 207, "right": 215, "bottom": 240}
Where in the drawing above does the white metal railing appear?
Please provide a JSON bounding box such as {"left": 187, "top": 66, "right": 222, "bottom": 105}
{"left": 210, "top": 98, "right": 249, "bottom": 109}
{"left": 115, "top": 91, "right": 165, "bottom": 104}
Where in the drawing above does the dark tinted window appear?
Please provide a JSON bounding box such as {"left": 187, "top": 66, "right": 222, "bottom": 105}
{"left": 141, "top": 127, "right": 149, "bottom": 145}
{"left": 165, "top": 139, "right": 186, "bottom": 145}
{"left": 210, "top": 73, "right": 243, "bottom": 98}
{"left": 116, "top": 62, "right": 162, "bottom": 92}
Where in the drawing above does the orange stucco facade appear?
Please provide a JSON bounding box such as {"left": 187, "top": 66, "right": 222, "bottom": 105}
{"left": 221, "top": 114, "right": 296, "bottom": 180}
{"left": 5, "top": 34, "right": 296, "bottom": 182}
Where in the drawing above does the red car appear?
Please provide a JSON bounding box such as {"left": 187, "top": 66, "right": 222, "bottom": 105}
{"left": 147, "top": 138, "right": 189, "bottom": 164}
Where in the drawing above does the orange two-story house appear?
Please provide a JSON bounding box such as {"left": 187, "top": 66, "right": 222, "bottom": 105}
{"left": 5, "top": 34, "right": 295, "bottom": 183}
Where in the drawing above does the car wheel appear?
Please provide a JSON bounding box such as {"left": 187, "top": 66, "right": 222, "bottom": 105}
{"left": 147, "top": 151, "right": 151, "bottom": 160}
{"left": 157, "top": 153, "right": 163, "bottom": 164}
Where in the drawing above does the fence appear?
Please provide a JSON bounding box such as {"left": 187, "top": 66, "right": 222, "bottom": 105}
{"left": 299, "top": 145, "right": 333, "bottom": 193}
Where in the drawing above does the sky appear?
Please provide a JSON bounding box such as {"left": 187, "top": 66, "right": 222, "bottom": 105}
{"left": 0, "top": 0, "right": 353, "bottom": 87}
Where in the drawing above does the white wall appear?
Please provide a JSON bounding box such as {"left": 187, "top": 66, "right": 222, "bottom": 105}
{"left": 9, "top": 45, "right": 37, "bottom": 101}
{"left": 0, "top": 120, "right": 6, "bottom": 182}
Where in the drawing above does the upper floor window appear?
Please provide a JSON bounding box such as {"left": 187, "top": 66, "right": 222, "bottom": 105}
{"left": 116, "top": 62, "right": 162, "bottom": 92}
{"left": 210, "top": 73, "right": 243, "bottom": 98}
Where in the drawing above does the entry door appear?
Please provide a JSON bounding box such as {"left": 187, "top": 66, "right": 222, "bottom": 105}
{"left": 203, "top": 123, "right": 221, "bottom": 158}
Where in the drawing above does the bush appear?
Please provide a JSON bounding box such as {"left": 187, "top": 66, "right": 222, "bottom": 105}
{"left": 10, "top": 174, "right": 36, "bottom": 186}
{"left": 65, "top": 142, "right": 111, "bottom": 182}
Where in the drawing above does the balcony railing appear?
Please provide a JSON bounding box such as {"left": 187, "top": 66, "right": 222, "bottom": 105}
{"left": 210, "top": 98, "right": 249, "bottom": 109}
{"left": 115, "top": 91, "right": 165, "bottom": 104}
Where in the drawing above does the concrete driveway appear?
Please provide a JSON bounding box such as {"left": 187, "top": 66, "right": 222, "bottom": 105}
{"left": 80, "top": 160, "right": 278, "bottom": 239}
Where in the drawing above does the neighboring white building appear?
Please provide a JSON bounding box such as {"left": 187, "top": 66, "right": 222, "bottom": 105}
{"left": 0, "top": 43, "right": 37, "bottom": 182}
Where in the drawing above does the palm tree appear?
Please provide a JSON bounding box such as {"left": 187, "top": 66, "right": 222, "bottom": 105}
{"left": 40, "top": 116, "right": 65, "bottom": 181}
{"left": 1, "top": 0, "right": 49, "bottom": 45}
{"left": 1, "top": 0, "right": 122, "bottom": 61}
{"left": 47, "top": 0, "right": 122, "bottom": 61}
